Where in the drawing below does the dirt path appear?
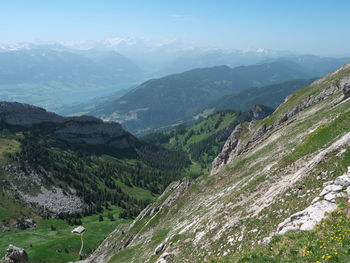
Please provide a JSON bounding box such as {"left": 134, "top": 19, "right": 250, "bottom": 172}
{"left": 79, "top": 233, "right": 84, "bottom": 257}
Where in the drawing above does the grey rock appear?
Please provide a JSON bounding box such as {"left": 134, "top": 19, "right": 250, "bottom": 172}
{"left": 1, "top": 227, "right": 10, "bottom": 233}
{"left": 277, "top": 200, "right": 337, "bottom": 235}
{"left": 345, "top": 186, "right": 350, "bottom": 204}
{"left": 311, "top": 197, "right": 319, "bottom": 204}
{"left": 16, "top": 219, "right": 36, "bottom": 230}
{"left": 324, "top": 192, "right": 337, "bottom": 202}
{"left": 340, "top": 76, "right": 350, "bottom": 99}
{"left": 334, "top": 173, "right": 350, "bottom": 186}
{"left": 276, "top": 83, "right": 339, "bottom": 125}
{"left": 156, "top": 252, "right": 170, "bottom": 263}
{"left": 155, "top": 243, "right": 164, "bottom": 255}
{"left": 14, "top": 171, "right": 83, "bottom": 214}
{"left": 55, "top": 121, "right": 135, "bottom": 149}
{"left": 211, "top": 124, "right": 243, "bottom": 174}
{"left": 0, "top": 244, "right": 28, "bottom": 263}
{"left": 250, "top": 124, "right": 266, "bottom": 143}
{"left": 319, "top": 184, "right": 343, "bottom": 196}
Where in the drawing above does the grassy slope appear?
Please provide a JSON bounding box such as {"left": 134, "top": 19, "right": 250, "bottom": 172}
{"left": 143, "top": 110, "right": 240, "bottom": 174}
{"left": 93, "top": 64, "right": 350, "bottom": 263}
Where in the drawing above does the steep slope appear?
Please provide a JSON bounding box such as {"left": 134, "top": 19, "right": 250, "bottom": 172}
{"left": 91, "top": 61, "right": 310, "bottom": 135}
{"left": 82, "top": 63, "right": 350, "bottom": 263}
{"left": 143, "top": 105, "right": 273, "bottom": 172}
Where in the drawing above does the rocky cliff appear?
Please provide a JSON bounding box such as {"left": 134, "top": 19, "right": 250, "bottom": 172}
{"left": 0, "top": 101, "right": 136, "bottom": 149}
{"left": 81, "top": 63, "right": 350, "bottom": 262}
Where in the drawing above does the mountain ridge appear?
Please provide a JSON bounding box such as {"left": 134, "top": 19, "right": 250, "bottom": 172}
{"left": 89, "top": 61, "right": 314, "bottom": 136}
{"left": 81, "top": 63, "right": 350, "bottom": 263}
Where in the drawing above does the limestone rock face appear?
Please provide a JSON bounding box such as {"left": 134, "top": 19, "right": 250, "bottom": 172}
{"left": 277, "top": 83, "right": 338, "bottom": 125}
{"left": 212, "top": 75, "right": 349, "bottom": 176}
{"left": 340, "top": 76, "right": 350, "bottom": 99}
{"left": 277, "top": 200, "right": 337, "bottom": 235}
{"left": 277, "top": 169, "right": 350, "bottom": 235}
{"left": 211, "top": 124, "right": 243, "bottom": 174}
{"left": 0, "top": 245, "right": 28, "bottom": 263}
{"left": 249, "top": 124, "right": 266, "bottom": 143}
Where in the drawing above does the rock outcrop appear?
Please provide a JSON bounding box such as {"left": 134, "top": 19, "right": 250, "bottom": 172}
{"left": 277, "top": 168, "right": 350, "bottom": 235}
{"left": 5, "top": 164, "right": 84, "bottom": 214}
{"left": 211, "top": 124, "right": 243, "bottom": 174}
{"left": 15, "top": 219, "right": 36, "bottom": 230}
{"left": 0, "top": 245, "right": 28, "bottom": 263}
{"left": 276, "top": 82, "right": 338, "bottom": 125}
{"left": 80, "top": 177, "right": 191, "bottom": 263}
{"left": 212, "top": 74, "right": 350, "bottom": 175}
{"left": 340, "top": 76, "right": 350, "bottom": 99}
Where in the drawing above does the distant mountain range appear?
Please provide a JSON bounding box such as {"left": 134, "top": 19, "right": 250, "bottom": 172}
{"left": 1, "top": 42, "right": 349, "bottom": 119}
{"left": 0, "top": 48, "right": 145, "bottom": 110}
{"left": 158, "top": 51, "right": 350, "bottom": 77}
{"left": 72, "top": 60, "right": 328, "bottom": 136}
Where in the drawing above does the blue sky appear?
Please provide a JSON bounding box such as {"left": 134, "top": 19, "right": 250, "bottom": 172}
{"left": 1, "top": 0, "right": 349, "bottom": 56}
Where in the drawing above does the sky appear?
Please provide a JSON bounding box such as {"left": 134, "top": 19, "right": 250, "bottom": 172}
{"left": 1, "top": 0, "right": 349, "bottom": 56}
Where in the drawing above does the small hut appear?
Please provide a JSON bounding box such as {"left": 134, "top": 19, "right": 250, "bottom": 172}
{"left": 71, "top": 226, "right": 85, "bottom": 234}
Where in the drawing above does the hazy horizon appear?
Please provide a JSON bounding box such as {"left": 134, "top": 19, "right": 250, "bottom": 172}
{"left": 1, "top": 0, "right": 350, "bottom": 57}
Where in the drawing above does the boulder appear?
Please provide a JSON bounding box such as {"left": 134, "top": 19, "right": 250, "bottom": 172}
{"left": 334, "top": 173, "right": 350, "bottom": 187}
{"left": 15, "top": 219, "right": 36, "bottom": 230}
{"left": 324, "top": 192, "right": 337, "bottom": 202}
{"left": 319, "top": 185, "right": 343, "bottom": 197}
{"left": 154, "top": 243, "right": 164, "bottom": 255}
{"left": 277, "top": 200, "right": 337, "bottom": 235}
{"left": 1, "top": 227, "right": 10, "bottom": 233}
{"left": 0, "top": 244, "right": 28, "bottom": 263}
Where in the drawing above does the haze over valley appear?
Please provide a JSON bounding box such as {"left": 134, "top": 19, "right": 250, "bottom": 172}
{"left": 1, "top": 1, "right": 350, "bottom": 262}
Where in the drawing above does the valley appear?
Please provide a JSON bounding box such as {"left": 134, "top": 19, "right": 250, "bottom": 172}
{"left": 2, "top": 2, "right": 350, "bottom": 263}
{"left": 1, "top": 54, "right": 350, "bottom": 263}
{"left": 0, "top": 103, "right": 192, "bottom": 262}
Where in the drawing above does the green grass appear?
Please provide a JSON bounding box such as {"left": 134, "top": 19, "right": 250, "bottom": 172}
{"left": 0, "top": 206, "right": 131, "bottom": 262}
{"left": 115, "top": 180, "right": 156, "bottom": 202}
{"left": 0, "top": 194, "right": 32, "bottom": 225}
{"left": 208, "top": 201, "right": 350, "bottom": 263}
{"left": 109, "top": 244, "right": 142, "bottom": 263}
{"left": 281, "top": 110, "right": 350, "bottom": 167}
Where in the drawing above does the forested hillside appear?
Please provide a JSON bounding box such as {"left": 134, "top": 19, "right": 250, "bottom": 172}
{"left": 87, "top": 61, "right": 311, "bottom": 135}
{"left": 0, "top": 104, "right": 191, "bottom": 262}
{"left": 143, "top": 105, "right": 273, "bottom": 172}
